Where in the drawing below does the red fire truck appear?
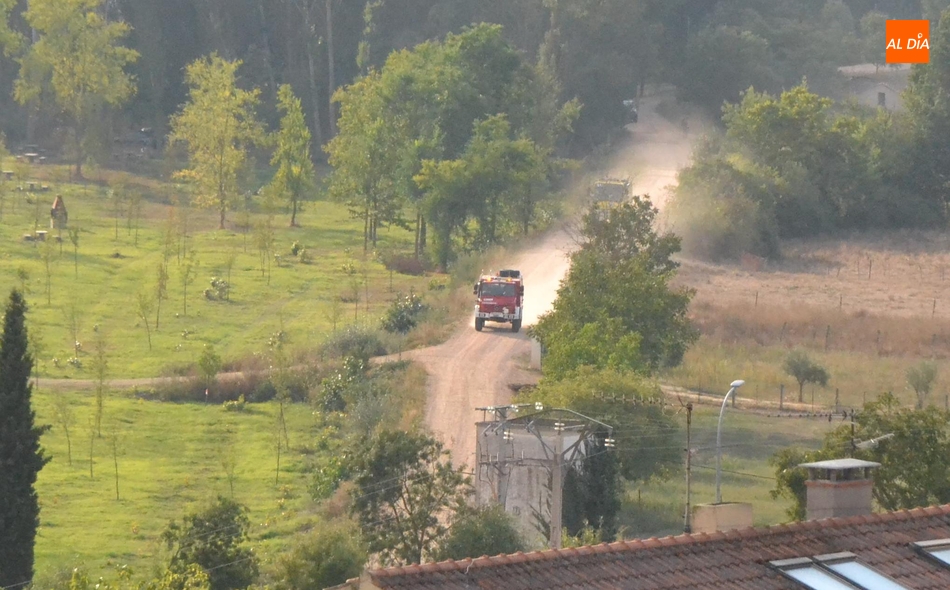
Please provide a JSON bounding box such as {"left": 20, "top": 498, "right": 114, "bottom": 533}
{"left": 473, "top": 269, "right": 524, "bottom": 332}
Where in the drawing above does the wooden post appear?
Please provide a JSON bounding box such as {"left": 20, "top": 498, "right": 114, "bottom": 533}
{"left": 780, "top": 384, "right": 784, "bottom": 410}
{"left": 933, "top": 299, "right": 937, "bottom": 318}
{"left": 754, "top": 291, "right": 758, "bottom": 307}
{"left": 867, "top": 256, "right": 872, "bottom": 280}
{"left": 835, "top": 388, "right": 840, "bottom": 413}
{"left": 839, "top": 294, "right": 842, "bottom": 311}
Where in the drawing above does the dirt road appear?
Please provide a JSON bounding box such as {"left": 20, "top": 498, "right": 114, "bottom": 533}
{"left": 406, "top": 95, "right": 696, "bottom": 469}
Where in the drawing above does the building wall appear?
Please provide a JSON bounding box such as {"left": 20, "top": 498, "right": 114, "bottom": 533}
{"left": 475, "top": 422, "right": 582, "bottom": 548}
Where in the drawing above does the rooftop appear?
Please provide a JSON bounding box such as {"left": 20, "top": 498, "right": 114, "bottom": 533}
{"left": 363, "top": 505, "right": 950, "bottom": 589}
{"left": 799, "top": 458, "right": 881, "bottom": 470}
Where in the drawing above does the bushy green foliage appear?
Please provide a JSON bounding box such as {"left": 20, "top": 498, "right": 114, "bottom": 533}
{"left": 382, "top": 292, "right": 428, "bottom": 334}
{"left": 275, "top": 520, "right": 366, "bottom": 590}
{"left": 523, "top": 368, "right": 680, "bottom": 483}
{"left": 772, "top": 393, "right": 950, "bottom": 520}
{"left": 161, "top": 496, "right": 258, "bottom": 590}
{"left": 350, "top": 430, "right": 470, "bottom": 565}
{"left": 534, "top": 199, "right": 696, "bottom": 375}
{"left": 670, "top": 82, "right": 944, "bottom": 260}
{"left": 783, "top": 350, "right": 830, "bottom": 403}
{"left": 907, "top": 361, "right": 938, "bottom": 409}
{"left": 322, "top": 326, "right": 387, "bottom": 363}
{"left": 436, "top": 505, "right": 524, "bottom": 561}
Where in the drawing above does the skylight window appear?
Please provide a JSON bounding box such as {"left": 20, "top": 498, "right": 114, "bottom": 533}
{"left": 771, "top": 554, "right": 909, "bottom": 590}
{"left": 913, "top": 539, "right": 950, "bottom": 568}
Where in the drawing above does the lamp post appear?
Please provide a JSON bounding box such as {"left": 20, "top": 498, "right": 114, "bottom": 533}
{"left": 716, "top": 379, "right": 745, "bottom": 504}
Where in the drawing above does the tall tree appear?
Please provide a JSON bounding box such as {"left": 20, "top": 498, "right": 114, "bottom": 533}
{"left": 170, "top": 55, "right": 263, "bottom": 229}
{"left": 533, "top": 199, "right": 697, "bottom": 374}
{"left": 15, "top": 0, "right": 138, "bottom": 178}
{"left": 0, "top": 290, "right": 50, "bottom": 587}
{"left": 162, "top": 496, "right": 259, "bottom": 590}
{"left": 267, "top": 84, "right": 315, "bottom": 227}
{"left": 351, "top": 430, "right": 470, "bottom": 565}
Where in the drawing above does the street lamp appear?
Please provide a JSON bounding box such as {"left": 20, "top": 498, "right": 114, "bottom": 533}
{"left": 716, "top": 379, "right": 745, "bottom": 504}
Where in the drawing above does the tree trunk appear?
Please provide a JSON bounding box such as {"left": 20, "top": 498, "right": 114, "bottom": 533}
{"left": 219, "top": 206, "right": 226, "bottom": 230}
{"left": 291, "top": 197, "right": 299, "bottom": 227}
{"left": 305, "top": 22, "right": 325, "bottom": 154}
{"left": 327, "top": 0, "right": 337, "bottom": 136}
{"left": 798, "top": 382, "right": 804, "bottom": 403}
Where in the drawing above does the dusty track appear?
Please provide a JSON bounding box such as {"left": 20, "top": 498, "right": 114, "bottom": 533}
{"left": 404, "top": 94, "right": 696, "bottom": 468}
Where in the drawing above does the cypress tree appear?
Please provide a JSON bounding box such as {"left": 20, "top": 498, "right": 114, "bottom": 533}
{"left": 0, "top": 290, "right": 50, "bottom": 586}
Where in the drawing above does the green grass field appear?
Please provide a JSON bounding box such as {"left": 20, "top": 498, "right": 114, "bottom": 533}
{"left": 31, "top": 387, "right": 332, "bottom": 584}
{"left": 0, "top": 164, "right": 438, "bottom": 379}
{"left": 620, "top": 404, "right": 835, "bottom": 537}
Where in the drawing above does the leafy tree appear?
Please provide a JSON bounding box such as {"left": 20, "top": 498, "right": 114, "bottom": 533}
{"left": 525, "top": 367, "right": 680, "bottom": 484}
{"left": 198, "top": 345, "right": 222, "bottom": 390}
{"left": 382, "top": 292, "right": 428, "bottom": 334}
{"left": 267, "top": 84, "right": 315, "bottom": 227}
{"left": 0, "top": 290, "right": 50, "bottom": 587}
{"left": 15, "top": 0, "right": 138, "bottom": 177}
{"left": 534, "top": 199, "right": 697, "bottom": 374}
{"left": 170, "top": 55, "right": 264, "bottom": 229}
{"left": 771, "top": 393, "right": 950, "bottom": 519}
{"left": 679, "top": 26, "right": 779, "bottom": 117}
{"left": 436, "top": 505, "right": 525, "bottom": 561}
{"left": 783, "top": 350, "right": 830, "bottom": 403}
{"left": 860, "top": 11, "right": 887, "bottom": 70}
{"left": 162, "top": 496, "right": 258, "bottom": 590}
{"left": 907, "top": 361, "right": 938, "bottom": 409}
{"left": 351, "top": 430, "right": 470, "bottom": 565}
{"left": 275, "top": 519, "right": 367, "bottom": 590}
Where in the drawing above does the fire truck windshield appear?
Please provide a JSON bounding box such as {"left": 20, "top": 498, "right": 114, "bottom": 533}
{"left": 480, "top": 282, "right": 516, "bottom": 297}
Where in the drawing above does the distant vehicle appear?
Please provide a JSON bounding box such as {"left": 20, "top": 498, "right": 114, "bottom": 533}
{"left": 590, "top": 178, "right": 630, "bottom": 220}
{"left": 623, "top": 99, "right": 638, "bottom": 123}
{"left": 473, "top": 270, "right": 524, "bottom": 332}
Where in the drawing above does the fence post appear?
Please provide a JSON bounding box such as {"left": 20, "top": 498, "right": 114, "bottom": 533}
{"left": 780, "top": 384, "right": 784, "bottom": 410}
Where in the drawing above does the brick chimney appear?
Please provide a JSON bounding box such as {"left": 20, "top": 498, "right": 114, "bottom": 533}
{"left": 798, "top": 458, "right": 880, "bottom": 520}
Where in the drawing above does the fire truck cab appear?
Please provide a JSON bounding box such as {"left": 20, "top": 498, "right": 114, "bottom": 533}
{"left": 473, "top": 269, "right": 524, "bottom": 333}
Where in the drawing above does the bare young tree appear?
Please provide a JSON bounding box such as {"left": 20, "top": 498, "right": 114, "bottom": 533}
{"left": 52, "top": 395, "right": 75, "bottom": 465}
{"left": 109, "top": 422, "right": 123, "bottom": 500}
{"left": 136, "top": 291, "right": 154, "bottom": 350}
{"left": 41, "top": 238, "right": 54, "bottom": 305}
{"left": 67, "top": 227, "right": 80, "bottom": 278}
{"left": 63, "top": 304, "right": 82, "bottom": 360}
{"left": 179, "top": 251, "right": 198, "bottom": 316}
{"left": 91, "top": 330, "right": 108, "bottom": 437}
{"left": 155, "top": 262, "right": 169, "bottom": 330}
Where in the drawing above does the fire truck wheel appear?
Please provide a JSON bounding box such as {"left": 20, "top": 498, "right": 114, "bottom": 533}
{"left": 475, "top": 318, "right": 484, "bottom": 331}
{"left": 511, "top": 320, "right": 521, "bottom": 333}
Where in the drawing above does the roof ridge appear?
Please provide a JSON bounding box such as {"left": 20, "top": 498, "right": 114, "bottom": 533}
{"left": 368, "top": 504, "right": 950, "bottom": 579}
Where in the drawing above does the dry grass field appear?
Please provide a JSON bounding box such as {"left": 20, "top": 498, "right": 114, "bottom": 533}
{"left": 666, "top": 230, "right": 950, "bottom": 409}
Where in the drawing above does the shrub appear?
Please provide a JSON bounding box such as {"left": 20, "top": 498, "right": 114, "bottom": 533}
{"left": 223, "top": 395, "right": 247, "bottom": 412}
{"left": 204, "top": 277, "right": 230, "bottom": 301}
{"left": 383, "top": 254, "right": 426, "bottom": 276}
{"left": 382, "top": 292, "right": 428, "bottom": 334}
{"left": 322, "top": 325, "right": 387, "bottom": 361}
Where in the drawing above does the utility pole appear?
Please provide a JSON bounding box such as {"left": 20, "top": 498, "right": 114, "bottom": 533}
{"left": 550, "top": 422, "right": 564, "bottom": 549}
{"left": 851, "top": 408, "right": 858, "bottom": 459}
{"left": 684, "top": 403, "right": 693, "bottom": 533}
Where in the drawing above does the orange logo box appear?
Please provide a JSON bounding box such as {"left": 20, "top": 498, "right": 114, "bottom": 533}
{"left": 886, "top": 20, "right": 930, "bottom": 63}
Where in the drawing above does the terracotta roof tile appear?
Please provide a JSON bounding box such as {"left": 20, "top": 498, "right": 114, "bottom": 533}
{"left": 368, "top": 505, "right": 950, "bottom": 589}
